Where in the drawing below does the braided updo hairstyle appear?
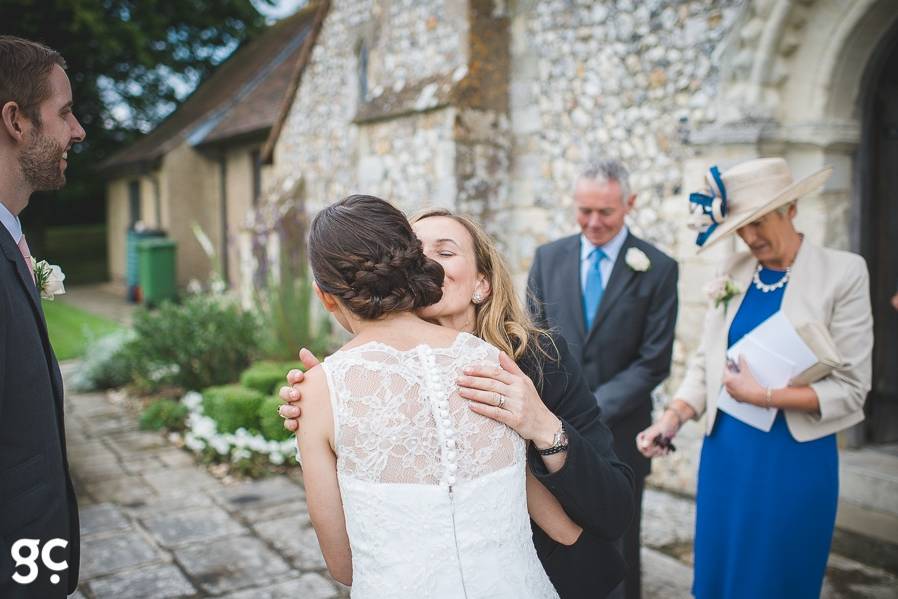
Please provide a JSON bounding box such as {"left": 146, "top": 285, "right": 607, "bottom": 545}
{"left": 309, "top": 195, "right": 444, "bottom": 320}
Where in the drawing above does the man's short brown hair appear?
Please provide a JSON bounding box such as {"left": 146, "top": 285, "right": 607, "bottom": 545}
{"left": 0, "top": 36, "right": 67, "bottom": 127}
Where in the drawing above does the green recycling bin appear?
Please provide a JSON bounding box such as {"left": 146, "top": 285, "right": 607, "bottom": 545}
{"left": 137, "top": 238, "right": 177, "bottom": 307}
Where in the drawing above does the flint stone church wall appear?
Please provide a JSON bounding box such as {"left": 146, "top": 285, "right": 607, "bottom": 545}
{"left": 263, "top": 0, "right": 878, "bottom": 493}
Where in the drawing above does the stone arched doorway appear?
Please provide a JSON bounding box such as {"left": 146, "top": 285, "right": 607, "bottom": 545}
{"left": 858, "top": 19, "right": 898, "bottom": 443}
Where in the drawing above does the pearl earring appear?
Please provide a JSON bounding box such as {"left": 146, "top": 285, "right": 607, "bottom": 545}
{"left": 472, "top": 292, "right": 483, "bottom": 304}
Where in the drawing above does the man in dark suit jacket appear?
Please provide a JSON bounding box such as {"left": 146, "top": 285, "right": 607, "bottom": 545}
{"left": 0, "top": 36, "right": 86, "bottom": 597}
{"left": 528, "top": 159, "right": 678, "bottom": 599}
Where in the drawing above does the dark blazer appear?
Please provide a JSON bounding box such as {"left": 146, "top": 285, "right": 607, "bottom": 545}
{"left": 528, "top": 232, "right": 678, "bottom": 478}
{"left": 521, "top": 332, "right": 635, "bottom": 598}
{"left": 0, "top": 228, "right": 80, "bottom": 597}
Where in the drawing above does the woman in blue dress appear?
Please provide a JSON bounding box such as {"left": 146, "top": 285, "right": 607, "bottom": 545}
{"left": 637, "top": 158, "right": 873, "bottom": 598}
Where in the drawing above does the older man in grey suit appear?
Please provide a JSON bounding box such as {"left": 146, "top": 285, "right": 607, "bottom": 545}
{"left": 527, "top": 159, "right": 678, "bottom": 599}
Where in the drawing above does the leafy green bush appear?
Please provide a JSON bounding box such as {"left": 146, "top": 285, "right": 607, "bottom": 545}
{"left": 139, "top": 398, "right": 188, "bottom": 432}
{"left": 201, "top": 384, "right": 265, "bottom": 434}
{"left": 239, "top": 361, "right": 299, "bottom": 395}
{"left": 127, "top": 294, "right": 261, "bottom": 393}
{"left": 71, "top": 329, "right": 136, "bottom": 392}
{"left": 258, "top": 396, "right": 294, "bottom": 442}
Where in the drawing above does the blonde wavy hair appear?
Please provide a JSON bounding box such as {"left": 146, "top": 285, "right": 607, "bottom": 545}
{"left": 411, "top": 209, "right": 555, "bottom": 376}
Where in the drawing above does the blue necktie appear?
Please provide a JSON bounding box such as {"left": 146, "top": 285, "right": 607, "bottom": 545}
{"left": 583, "top": 248, "right": 606, "bottom": 331}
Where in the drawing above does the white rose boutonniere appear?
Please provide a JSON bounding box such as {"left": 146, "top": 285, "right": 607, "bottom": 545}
{"left": 703, "top": 275, "right": 740, "bottom": 310}
{"left": 625, "top": 247, "right": 651, "bottom": 272}
{"left": 32, "top": 259, "right": 66, "bottom": 300}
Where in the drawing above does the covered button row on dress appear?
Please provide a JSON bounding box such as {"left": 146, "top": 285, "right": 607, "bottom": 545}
{"left": 438, "top": 397, "right": 458, "bottom": 485}
{"left": 419, "top": 347, "right": 458, "bottom": 487}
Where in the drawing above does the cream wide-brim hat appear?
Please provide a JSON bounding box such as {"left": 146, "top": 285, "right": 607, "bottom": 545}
{"left": 695, "top": 157, "right": 833, "bottom": 253}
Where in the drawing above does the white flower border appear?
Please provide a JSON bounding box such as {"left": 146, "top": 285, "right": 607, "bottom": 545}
{"left": 172, "top": 391, "right": 298, "bottom": 466}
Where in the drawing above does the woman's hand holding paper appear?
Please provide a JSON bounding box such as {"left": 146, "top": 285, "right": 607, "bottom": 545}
{"left": 723, "top": 355, "right": 767, "bottom": 406}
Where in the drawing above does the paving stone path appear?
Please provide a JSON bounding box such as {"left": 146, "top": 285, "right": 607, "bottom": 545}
{"left": 63, "top": 363, "right": 348, "bottom": 599}
{"left": 62, "top": 362, "right": 896, "bottom": 598}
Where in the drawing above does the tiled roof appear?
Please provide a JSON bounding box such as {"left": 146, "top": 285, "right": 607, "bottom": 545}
{"left": 101, "top": 4, "right": 318, "bottom": 177}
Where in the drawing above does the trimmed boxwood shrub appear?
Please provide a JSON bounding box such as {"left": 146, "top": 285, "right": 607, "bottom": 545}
{"left": 201, "top": 385, "right": 265, "bottom": 434}
{"left": 139, "top": 398, "right": 188, "bottom": 432}
{"left": 240, "top": 361, "right": 299, "bottom": 395}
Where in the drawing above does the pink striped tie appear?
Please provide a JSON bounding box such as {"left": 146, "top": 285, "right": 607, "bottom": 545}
{"left": 17, "top": 234, "right": 36, "bottom": 283}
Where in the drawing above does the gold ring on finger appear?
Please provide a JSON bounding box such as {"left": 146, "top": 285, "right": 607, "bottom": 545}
{"left": 496, "top": 393, "right": 506, "bottom": 409}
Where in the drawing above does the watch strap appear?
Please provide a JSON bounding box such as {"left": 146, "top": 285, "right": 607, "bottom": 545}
{"left": 535, "top": 423, "right": 568, "bottom": 456}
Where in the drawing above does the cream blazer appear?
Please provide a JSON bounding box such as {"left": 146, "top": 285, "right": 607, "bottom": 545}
{"left": 675, "top": 240, "right": 873, "bottom": 442}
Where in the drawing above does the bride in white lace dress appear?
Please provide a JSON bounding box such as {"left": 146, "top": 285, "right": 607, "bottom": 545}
{"left": 296, "top": 195, "right": 570, "bottom": 598}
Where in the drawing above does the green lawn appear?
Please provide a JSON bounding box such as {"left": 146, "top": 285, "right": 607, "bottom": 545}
{"left": 42, "top": 300, "right": 122, "bottom": 361}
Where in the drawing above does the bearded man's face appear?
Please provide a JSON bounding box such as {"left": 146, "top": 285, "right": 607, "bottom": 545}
{"left": 17, "top": 64, "right": 85, "bottom": 192}
{"left": 19, "top": 127, "right": 67, "bottom": 190}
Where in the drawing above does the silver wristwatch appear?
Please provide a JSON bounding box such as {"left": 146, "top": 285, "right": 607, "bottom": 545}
{"left": 536, "top": 423, "right": 569, "bottom": 456}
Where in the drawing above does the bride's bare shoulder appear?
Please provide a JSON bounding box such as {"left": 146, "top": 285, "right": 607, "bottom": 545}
{"left": 297, "top": 365, "right": 331, "bottom": 411}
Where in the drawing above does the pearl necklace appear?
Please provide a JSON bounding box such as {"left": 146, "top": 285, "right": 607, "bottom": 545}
{"left": 752, "top": 264, "right": 790, "bottom": 293}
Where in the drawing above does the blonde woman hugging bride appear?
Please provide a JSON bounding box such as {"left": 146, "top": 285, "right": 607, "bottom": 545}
{"left": 295, "top": 194, "right": 604, "bottom": 598}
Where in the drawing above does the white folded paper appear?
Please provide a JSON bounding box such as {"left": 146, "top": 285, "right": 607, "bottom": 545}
{"left": 717, "top": 311, "right": 819, "bottom": 432}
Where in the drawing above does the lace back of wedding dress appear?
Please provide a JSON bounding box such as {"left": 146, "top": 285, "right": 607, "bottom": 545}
{"left": 324, "top": 332, "right": 522, "bottom": 487}
{"left": 320, "top": 332, "right": 559, "bottom": 599}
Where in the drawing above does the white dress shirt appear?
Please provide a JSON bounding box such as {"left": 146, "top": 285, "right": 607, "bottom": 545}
{"left": 580, "top": 225, "right": 629, "bottom": 293}
{"left": 0, "top": 201, "right": 23, "bottom": 244}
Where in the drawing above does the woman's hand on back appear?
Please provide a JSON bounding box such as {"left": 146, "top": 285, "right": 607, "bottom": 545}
{"left": 458, "top": 352, "right": 562, "bottom": 448}
{"left": 278, "top": 348, "right": 322, "bottom": 432}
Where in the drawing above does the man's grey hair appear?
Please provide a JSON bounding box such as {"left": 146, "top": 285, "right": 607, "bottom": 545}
{"left": 578, "top": 159, "right": 632, "bottom": 203}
